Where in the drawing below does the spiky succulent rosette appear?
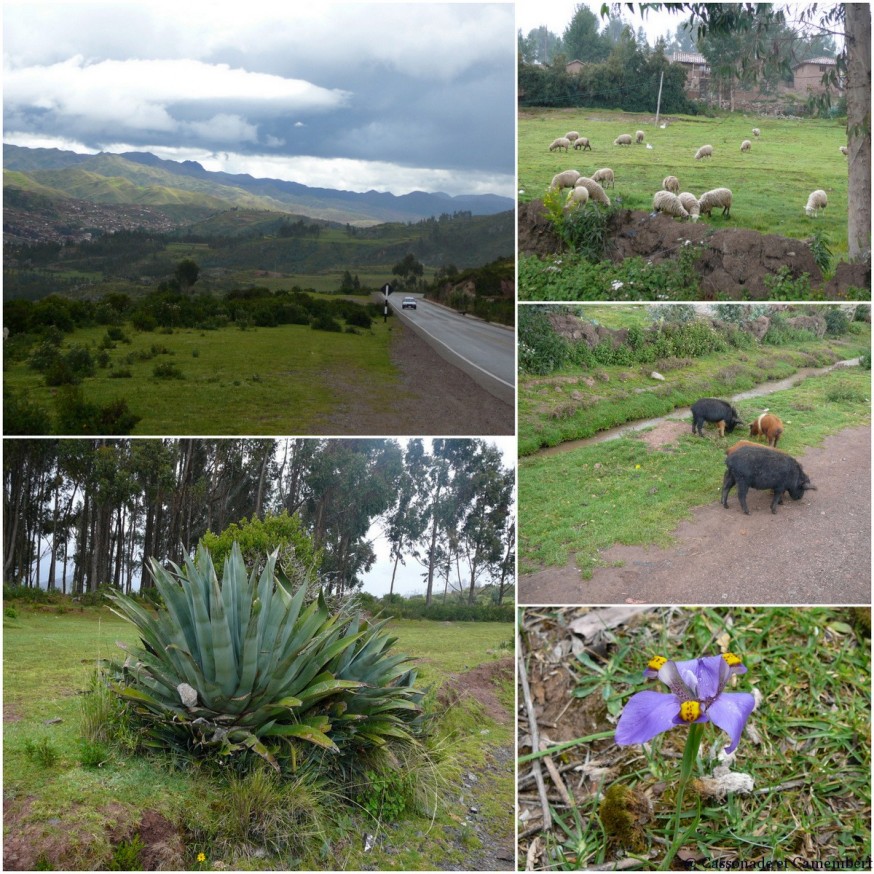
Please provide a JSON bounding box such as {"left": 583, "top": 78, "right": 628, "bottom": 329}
{"left": 105, "top": 543, "right": 424, "bottom": 770}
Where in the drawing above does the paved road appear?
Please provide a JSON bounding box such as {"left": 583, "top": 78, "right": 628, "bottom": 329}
{"left": 387, "top": 294, "right": 515, "bottom": 405}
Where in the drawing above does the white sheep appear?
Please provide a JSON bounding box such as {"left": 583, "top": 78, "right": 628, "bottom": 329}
{"left": 840, "top": 145, "right": 848, "bottom": 156}
{"left": 614, "top": 134, "right": 633, "bottom": 146}
{"left": 652, "top": 190, "right": 689, "bottom": 219}
{"left": 591, "top": 168, "right": 614, "bottom": 189}
{"left": 805, "top": 189, "right": 828, "bottom": 217}
{"left": 635, "top": 130, "right": 645, "bottom": 144}
{"left": 565, "top": 131, "right": 580, "bottom": 142}
{"left": 573, "top": 137, "right": 592, "bottom": 151}
{"left": 679, "top": 192, "right": 700, "bottom": 222}
{"left": 662, "top": 175, "right": 680, "bottom": 194}
{"left": 550, "top": 169, "right": 582, "bottom": 191}
{"left": 565, "top": 186, "right": 590, "bottom": 208}
{"left": 740, "top": 139, "right": 752, "bottom": 152}
{"left": 752, "top": 127, "right": 761, "bottom": 137}
{"left": 549, "top": 137, "right": 572, "bottom": 152}
{"left": 698, "top": 187, "right": 733, "bottom": 218}
{"left": 574, "top": 176, "right": 611, "bottom": 206}
{"left": 694, "top": 144, "right": 713, "bottom": 160}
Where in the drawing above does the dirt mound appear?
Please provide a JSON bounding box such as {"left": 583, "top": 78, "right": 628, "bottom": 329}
{"left": 518, "top": 199, "right": 869, "bottom": 298}
{"left": 437, "top": 656, "right": 513, "bottom": 724}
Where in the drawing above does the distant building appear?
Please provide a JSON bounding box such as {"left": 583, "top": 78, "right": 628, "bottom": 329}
{"left": 565, "top": 59, "right": 586, "bottom": 75}
{"left": 670, "top": 52, "right": 711, "bottom": 99}
{"left": 792, "top": 57, "right": 840, "bottom": 95}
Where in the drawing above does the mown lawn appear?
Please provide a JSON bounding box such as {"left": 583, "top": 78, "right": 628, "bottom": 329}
{"left": 519, "top": 107, "right": 850, "bottom": 257}
{"left": 3, "top": 604, "right": 514, "bottom": 870}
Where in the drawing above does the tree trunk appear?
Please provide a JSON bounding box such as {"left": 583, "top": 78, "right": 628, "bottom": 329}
{"left": 846, "top": 3, "right": 871, "bottom": 262}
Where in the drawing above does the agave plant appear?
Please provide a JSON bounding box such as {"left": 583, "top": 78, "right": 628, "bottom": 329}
{"left": 105, "top": 543, "right": 424, "bottom": 771}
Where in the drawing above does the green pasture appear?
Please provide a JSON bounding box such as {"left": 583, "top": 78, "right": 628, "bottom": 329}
{"left": 519, "top": 331, "right": 868, "bottom": 456}
{"left": 3, "top": 604, "right": 513, "bottom": 870}
{"left": 519, "top": 107, "right": 850, "bottom": 258}
{"left": 519, "top": 367, "right": 870, "bottom": 576}
{"left": 3, "top": 320, "right": 403, "bottom": 434}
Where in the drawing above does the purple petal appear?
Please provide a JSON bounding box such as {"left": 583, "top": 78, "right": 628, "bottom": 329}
{"left": 615, "top": 690, "right": 681, "bottom": 745}
{"left": 696, "top": 655, "right": 731, "bottom": 701}
{"left": 657, "top": 661, "right": 696, "bottom": 700}
{"left": 706, "top": 691, "right": 756, "bottom": 753}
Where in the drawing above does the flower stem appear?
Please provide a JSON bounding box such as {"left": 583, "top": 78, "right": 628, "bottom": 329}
{"left": 660, "top": 722, "right": 705, "bottom": 870}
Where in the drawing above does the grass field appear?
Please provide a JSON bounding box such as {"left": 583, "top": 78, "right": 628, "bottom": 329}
{"left": 3, "top": 603, "right": 514, "bottom": 870}
{"left": 3, "top": 318, "right": 403, "bottom": 434}
{"left": 519, "top": 328, "right": 869, "bottom": 455}
{"left": 519, "top": 107, "right": 850, "bottom": 258}
{"left": 519, "top": 366, "right": 871, "bottom": 575}
{"left": 519, "top": 606, "right": 871, "bottom": 870}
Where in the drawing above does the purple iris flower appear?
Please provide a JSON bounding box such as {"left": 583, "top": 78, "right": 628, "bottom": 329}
{"left": 615, "top": 653, "right": 755, "bottom": 754}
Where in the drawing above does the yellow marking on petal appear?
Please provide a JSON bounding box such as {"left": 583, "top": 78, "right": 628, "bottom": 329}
{"left": 647, "top": 655, "right": 668, "bottom": 671}
{"left": 722, "top": 652, "right": 742, "bottom": 667}
{"left": 679, "top": 700, "right": 702, "bottom": 722}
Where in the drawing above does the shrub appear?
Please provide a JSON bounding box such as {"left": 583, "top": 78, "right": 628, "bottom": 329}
{"left": 105, "top": 544, "right": 427, "bottom": 775}
{"left": 310, "top": 313, "right": 343, "bottom": 332}
{"left": 518, "top": 306, "right": 568, "bottom": 375}
{"left": 153, "top": 362, "right": 185, "bottom": 379}
{"left": 24, "top": 737, "right": 59, "bottom": 768}
{"left": 824, "top": 306, "right": 851, "bottom": 336}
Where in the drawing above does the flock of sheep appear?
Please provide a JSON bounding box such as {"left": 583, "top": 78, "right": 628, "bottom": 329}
{"left": 546, "top": 124, "right": 842, "bottom": 222}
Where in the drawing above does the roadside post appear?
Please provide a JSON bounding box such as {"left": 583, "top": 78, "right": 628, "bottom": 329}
{"left": 381, "top": 282, "right": 392, "bottom": 323}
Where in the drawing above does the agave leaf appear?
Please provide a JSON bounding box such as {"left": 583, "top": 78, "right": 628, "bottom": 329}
{"left": 209, "top": 569, "right": 238, "bottom": 697}
{"left": 263, "top": 722, "right": 339, "bottom": 752}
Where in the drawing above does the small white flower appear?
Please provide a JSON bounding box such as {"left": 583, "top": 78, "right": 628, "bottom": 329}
{"left": 611, "top": 280, "right": 624, "bottom": 291}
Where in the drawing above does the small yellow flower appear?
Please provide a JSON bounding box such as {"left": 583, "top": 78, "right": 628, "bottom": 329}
{"left": 197, "top": 852, "right": 207, "bottom": 864}
{"left": 635, "top": 464, "right": 641, "bottom": 469}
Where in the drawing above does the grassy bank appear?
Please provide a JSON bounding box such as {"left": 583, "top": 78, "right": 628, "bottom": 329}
{"left": 519, "top": 367, "right": 870, "bottom": 576}
{"left": 519, "top": 108, "right": 850, "bottom": 256}
{"left": 519, "top": 332, "right": 868, "bottom": 456}
{"left": 3, "top": 603, "right": 513, "bottom": 870}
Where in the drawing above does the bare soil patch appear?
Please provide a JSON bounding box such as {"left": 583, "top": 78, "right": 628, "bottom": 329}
{"left": 319, "top": 322, "right": 513, "bottom": 435}
{"left": 518, "top": 200, "right": 870, "bottom": 298}
{"left": 520, "top": 426, "right": 871, "bottom": 605}
{"left": 438, "top": 656, "right": 514, "bottom": 724}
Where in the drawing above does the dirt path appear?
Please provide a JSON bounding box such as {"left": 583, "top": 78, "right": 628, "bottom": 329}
{"left": 520, "top": 425, "right": 871, "bottom": 605}
{"left": 320, "top": 321, "right": 514, "bottom": 435}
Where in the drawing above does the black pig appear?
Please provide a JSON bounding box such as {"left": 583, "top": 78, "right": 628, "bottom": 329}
{"left": 721, "top": 444, "right": 816, "bottom": 514}
{"left": 691, "top": 398, "right": 744, "bottom": 438}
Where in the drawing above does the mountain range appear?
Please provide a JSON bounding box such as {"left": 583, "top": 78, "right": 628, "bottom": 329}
{"left": 3, "top": 144, "right": 514, "bottom": 230}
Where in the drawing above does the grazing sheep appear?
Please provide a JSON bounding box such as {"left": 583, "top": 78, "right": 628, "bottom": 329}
{"left": 699, "top": 187, "right": 733, "bottom": 218}
{"left": 678, "top": 192, "right": 700, "bottom": 222}
{"left": 574, "top": 176, "right": 611, "bottom": 206}
{"left": 840, "top": 145, "right": 848, "bottom": 156}
{"left": 741, "top": 139, "right": 752, "bottom": 152}
{"left": 550, "top": 169, "right": 581, "bottom": 191}
{"left": 635, "top": 130, "right": 645, "bottom": 144}
{"left": 752, "top": 127, "right": 761, "bottom": 137}
{"left": 565, "top": 186, "right": 590, "bottom": 208}
{"left": 805, "top": 189, "right": 828, "bottom": 217}
{"left": 573, "top": 137, "right": 592, "bottom": 151}
{"left": 662, "top": 175, "right": 680, "bottom": 194}
{"left": 591, "top": 167, "right": 614, "bottom": 188}
{"left": 565, "top": 131, "right": 580, "bottom": 142}
{"left": 694, "top": 144, "right": 713, "bottom": 160}
{"left": 652, "top": 190, "right": 689, "bottom": 219}
{"left": 613, "top": 134, "right": 633, "bottom": 146}
{"left": 549, "top": 137, "right": 572, "bottom": 152}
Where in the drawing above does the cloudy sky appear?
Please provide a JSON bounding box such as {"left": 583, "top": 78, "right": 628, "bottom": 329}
{"left": 3, "top": 0, "right": 515, "bottom": 197}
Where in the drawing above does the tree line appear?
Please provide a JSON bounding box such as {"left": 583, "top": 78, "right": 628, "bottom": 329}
{"left": 2, "top": 438, "right": 515, "bottom": 606}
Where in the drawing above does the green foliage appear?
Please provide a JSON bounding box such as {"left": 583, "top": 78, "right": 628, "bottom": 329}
{"left": 824, "top": 306, "right": 851, "bottom": 336}
{"left": 54, "top": 387, "right": 141, "bottom": 435}
{"left": 374, "top": 598, "right": 514, "bottom": 623}
{"left": 808, "top": 229, "right": 833, "bottom": 274}
{"left": 200, "top": 511, "right": 320, "bottom": 578}
{"left": 109, "top": 835, "right": 144, "bottom": 871}
{"left": 105, "top": 544, "right": 426, "bottom": 774}
{"left": 518, "top": 306, "right": 568, "bottom": 375}
{"left": 557, "top": 201, "right": 615, "bottom": 260}
{"left": 360, "top": 767, "right": 410, "bottom": 821}
{"left": 152, "top": 361, "right": 185, "bottom": 379}
{"left": 78, "top": 738, "right": 110, "bottom": 768}
{"left": 762, "top": 312, "right": 818, "bottom": 346}
{"left": 24, "top": 736, "right": 60, "bottom": 768}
